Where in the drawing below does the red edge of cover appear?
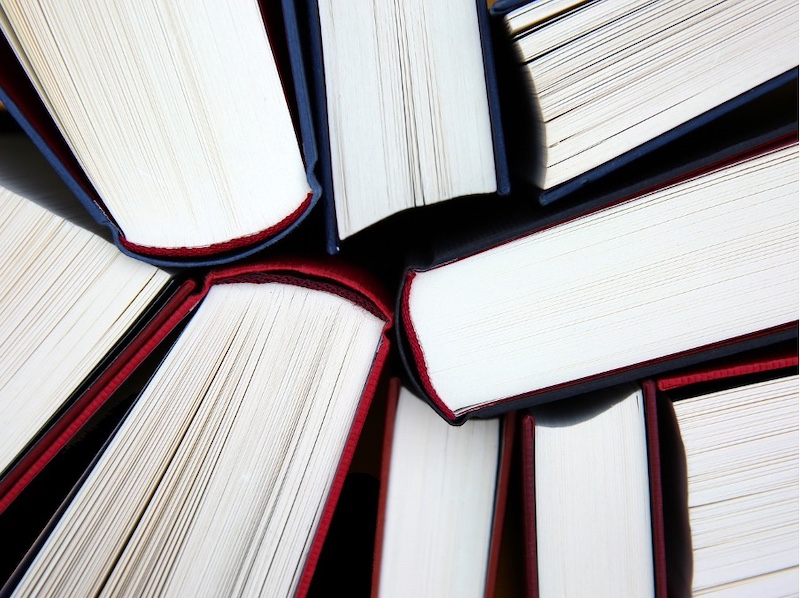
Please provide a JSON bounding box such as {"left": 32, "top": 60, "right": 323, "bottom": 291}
{"left": 400, "top": 272, "right": 457, "bottom": 421}
{"left": 656, "top": 352, "right": 799, "bottom": 391}
{"left": 370, "top": 378, "right": 402, "bottom": 598}
{"left": 643, "top": 381, "right": 668, "bottom": 598}
{"left": 485, "top": 411, "right": 517, "bottom": 598}
{"left": 200, "top": 258, "right": 393, "bottom": 321}
{"left": 0, "top": 278, "right": 202, "bottom": 515}
{"left": 520, "top": 414, "right": 538, "bottom": 598}
{"left": 118, "top": 193, "right": 313, "bottom": 258}
{"left": 451, "top": 322, "right": 799, "bottom": 419}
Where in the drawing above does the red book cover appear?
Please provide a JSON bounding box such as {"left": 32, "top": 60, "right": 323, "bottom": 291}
{"left": 1, "top": 258, "right": 392, "bottom": 597}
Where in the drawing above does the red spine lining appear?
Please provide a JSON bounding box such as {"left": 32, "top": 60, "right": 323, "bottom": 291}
{"left": 657, "top": 354, "right": 799, "bottom": 391}
{"left": 118, "top": 193, "right": 313, "bottom": 258}
{"left": 643, "top": 381, "right": 668, "bottom": 598}
{"left": 399, "top": 272, "right": 456, "bottom": 421}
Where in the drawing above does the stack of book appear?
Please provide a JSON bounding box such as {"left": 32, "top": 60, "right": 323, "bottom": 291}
{"left": 0, "top": 0, "right": 796, "bottom": 596}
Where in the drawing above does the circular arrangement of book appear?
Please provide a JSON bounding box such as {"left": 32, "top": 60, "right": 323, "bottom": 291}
{"left": 0, "top": 0, "right": 796, "bottom": 596}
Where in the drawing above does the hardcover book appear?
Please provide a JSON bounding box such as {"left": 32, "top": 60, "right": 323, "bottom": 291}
{"left": 0, "top": 133, "right": 176, "bottom": 516}
{"left": 398, "top": 133, "right": 799, "bottom": 422}
{"left": 520, "top": 346, "right": 799, "bottom": 597}
{"left": 655, "top": 349, "right": 799, "bottom": 596}
{"left": 372, "top": 382, "right": 514, "bottom": 598}
{"left": 0, "top": 0, "right": 321, "bottom": 267}
{"left": 521, "top": 383, "right": 665, "bottom": 597}
{"left": 2, "top": 260, "right": 393, "bottom": 597}
{"left": 493, "top": 0, "right": 799, "bottom": 204}
{"left": 301, "top": 0, "right": 510, "bottom": 252}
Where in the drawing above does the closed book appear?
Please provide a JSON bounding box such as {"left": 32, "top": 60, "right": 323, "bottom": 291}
{"left": 0, "top": 0, "right": 321, "bottom": 267}
{"left": 398, "top": 131, "right": 798, "bottom": 422}
{"left": 300, "top": 0, "right": 510, "bottom": 252}
{"left": 492, "top": 0, "right": 798, "bottom": 205}
{"left": 520, "top": 346, "right": 798, "bottom": 597}
{"left": 521, "top": 383, "right": 665, "bottom": 597}
{"left": 654, "top": 348, "right": 799, "bottom": 596}
{"left": 371, "top": 381, "right": 515, "bottom": 598}
{"left": 0, "top": 133, "right": 177, "bottom": 517}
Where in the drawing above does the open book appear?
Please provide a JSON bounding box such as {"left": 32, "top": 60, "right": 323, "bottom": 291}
{"left": 3, "top": 260, "right": 392, "bottom": 597}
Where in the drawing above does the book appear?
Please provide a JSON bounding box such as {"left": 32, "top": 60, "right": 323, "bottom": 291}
{"left": 371, "top": 382, "right": 514, "bottom": 598}
{"left": 2, "top": 259, "right": 393, "bottom": 597}
{"left": 494, "top": 0, "right": 799, "bottom": 204}
{"left": 520, "top": 348, "right": 799, "bottom": 598}
{"left": 0, "top": 0, "right": 321, "bottom": 266}
{"left": 655, "top": 354, "right": 799, "bottom": 596}
{"left": 521, "top": 384, "right": 664, "bottom": 597}
{"left": 398, "top": 135, "right": 799, "bottom": 422}
{"left": 302, "top": 0, "right": 510, "bottom": 252}
{"left": 0, "top": 133, "right": 177, "bottom": 515}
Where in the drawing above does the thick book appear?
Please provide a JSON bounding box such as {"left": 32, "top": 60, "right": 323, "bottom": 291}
{"left": 1, "top": 259, "right": 393, "bottom": 597}
{"left": 300, "top": 0, "right": 510, "bottom": 252}
{"left": 371, "top": 381, "right": 514, "bottom": 598}
{"left": 397, "top": 133, "right": 799, "bottom": 422}
{"left": 521, "top": 383, "right": 666, "bottom": 597}
{"left": 0, "top": 0, "right": 321, "bottom": 267}
{"left": 493, "top": 0, "right": 799, "bottom": 204}
{"left": 654, "top": 350, "right": 799, "bottom": 597}
{"left": 0, "top": 133, "right": 177, "bottom": 516}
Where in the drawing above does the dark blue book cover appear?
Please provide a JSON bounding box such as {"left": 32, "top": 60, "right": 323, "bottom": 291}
{"left": 0, "top": 0, "right": 321, "bottom": 268}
